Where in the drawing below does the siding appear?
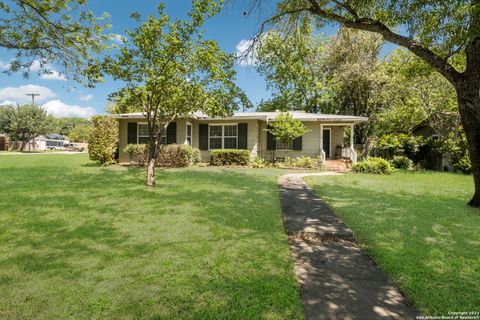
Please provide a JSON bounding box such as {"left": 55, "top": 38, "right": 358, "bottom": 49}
{"left": 118, "top": 118, "right": 349, "bottom": 163}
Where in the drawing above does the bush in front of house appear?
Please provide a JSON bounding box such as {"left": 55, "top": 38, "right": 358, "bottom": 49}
{"left": 352, "top": 157, "right": 394, "bottom": 174}
{"left": 390, "top": 155, "right": 413, "bottom": 170}
{"left": 88, "top": 116, "right": 118, "bottom": 165}
{"left": 251, "top": 156, "right": 269, "bottom": 168}
{"left": 293, "top": 156, "right": 320, "bottom": 168}
{"left": 192, "top": 148, "right": 201, "bottom": 164}
{"left": 210, "top": 149, "right": 250, "bottom": 166}
{"left": 124, "top": 144, "right": 148, "bottom": 166}
{"left": 156, "top": 144, "right": 193, "bottom": 168}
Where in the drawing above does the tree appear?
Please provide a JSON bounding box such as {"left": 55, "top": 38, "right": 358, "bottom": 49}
{"left": 251, "top": 0, "right": 480, "bottom": 207}
{"left": 255, "top": 26, "right": 328, "bottom": 112}
{"left": 255, "top": 27, "right": 386, "bottom": 144}
{"left": 266, "top": 112, "right": 308, "bottom": 148}
{"left": 99, "top": 1, "right": 247, "bottom": 186}
{"left": 88, "top": 116, "right": 117, "bottom": 165}
{"left": 0, "top": 0, "right": 110, "bottom": 84}
{"left": 0, "top": 104, "right": 54, "bottom": 150}
{"left": 374, "top": 49, "right": 459, "bottom": 137}
{"left": 68, "top": 124, "right": 92, "bottom": 142}
{"left": 53, "top": 118, "right": 91, "bottom": 136}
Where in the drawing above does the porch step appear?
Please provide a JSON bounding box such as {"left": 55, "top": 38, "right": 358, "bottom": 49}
{"left": 324, "top": 159, "right": 352, "bottom": 173}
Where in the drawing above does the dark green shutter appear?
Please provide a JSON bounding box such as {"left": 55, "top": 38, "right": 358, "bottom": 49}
{"left": 266, "top": 126, "right": 276, "bottom": 151}
{"left": 237, "top": 123, "right": 248, "bottom": 149}
{"left": 127, "top": 122, "right": 137, "bottom": 144}
{"left": 293, "top": 136, "right": 303, "bottom": 151}
{"left": 166, "top": 122, "right": 177, "bottom": 144}
{"left": 199, "top": 124, "right": 208, "bottom": 150}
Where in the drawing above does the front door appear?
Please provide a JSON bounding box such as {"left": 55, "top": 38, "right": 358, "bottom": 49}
{"left": 323, "top": 129, "right": 331, "bottom": 159}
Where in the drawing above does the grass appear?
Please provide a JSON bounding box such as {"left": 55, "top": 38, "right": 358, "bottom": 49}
{"left": 305, "top": 171, "right": 480, "bottom": 315}
{"left": 0, "top": 154, "right": 303, "bottom": 319}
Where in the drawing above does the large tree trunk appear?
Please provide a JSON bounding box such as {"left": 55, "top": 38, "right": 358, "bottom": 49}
{"left": 456, "top": 80, "right": 480, "bottom": 207}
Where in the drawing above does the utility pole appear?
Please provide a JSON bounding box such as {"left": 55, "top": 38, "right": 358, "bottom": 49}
{"left": 26, "top": 93, "right": 40, "bottom": 105}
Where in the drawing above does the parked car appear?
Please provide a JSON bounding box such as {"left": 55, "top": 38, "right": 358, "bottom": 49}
{"left": 65, "top": 143, "right": 85, "bottom": 152}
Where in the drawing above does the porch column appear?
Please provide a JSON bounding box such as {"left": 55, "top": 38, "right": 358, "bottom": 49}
{"left": 320, "top": 123, "right": 324, "bottom": 163}
{"left": 350, "top": 124, "right": 354, "bottom": 147}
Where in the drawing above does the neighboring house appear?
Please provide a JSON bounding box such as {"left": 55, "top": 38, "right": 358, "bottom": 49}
{"left": 115, "top": 111, "right": 368, "bottom": 164}
{"left": 9, "top": 134, "right": 70, "bottom": 151}
{"left": 412, "top": 123, "right": 452, "bottom": 171}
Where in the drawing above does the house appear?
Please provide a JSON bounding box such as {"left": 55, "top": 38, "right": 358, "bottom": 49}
{"left": 9, "top": 134, "right": 69, "bottom": 151}
{"left": 412, "top": 123, "right": 452, "bottom": 171}
{"left": 115, "top": 111, "right": 368, "bottom": 164}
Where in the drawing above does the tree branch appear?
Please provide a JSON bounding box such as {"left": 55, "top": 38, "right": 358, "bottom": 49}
{"left": 304, "top": 0, "right": 461, "bottom": 84}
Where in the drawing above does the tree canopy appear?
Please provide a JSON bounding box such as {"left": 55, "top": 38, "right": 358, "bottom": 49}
{"left": 0, "top": 104, "right": 54, "bottom": 150}
{"left": 0, "top": 0, "right": 110, "bottom": 84}
{"left": 248, "top": 0, "right": 480, "bottom": 207}
{"left": 99, "top": 0, "right": 248, "bottom": 186}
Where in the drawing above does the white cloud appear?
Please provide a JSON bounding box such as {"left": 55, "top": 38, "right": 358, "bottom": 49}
{"left": 40, "top": 70, "right": 67, "bottom": 81}
{"left": 235, "top": 39, "right": 257, "bottom": 66}
{"left": 0, "top": 100, "right": 17, "bottom": 106}
{"left": 0, "top": 85, "right": 56, "bottom": 104}
{"left": 42, "top": 100, "right": 96, "bottom": 118}
{"left": 111, "top": 34, "right": 127, "bottom": 44}
{"left": 0, "top": 60, "right": 11, "bottom": 70}
{"left": 79, "top": 94, "right": 93, "bottom": 101}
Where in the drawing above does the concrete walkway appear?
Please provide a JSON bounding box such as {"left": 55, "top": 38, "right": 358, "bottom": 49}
{"left": 278, "top": 173, "right": 417, "bottom": 320}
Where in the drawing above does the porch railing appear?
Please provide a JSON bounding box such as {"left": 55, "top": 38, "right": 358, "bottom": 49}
{"left": 341, "top": 147, "right": 357, "bottom": 163}
{"left": 319, "top": 149, "right": 326, "bottom": 164}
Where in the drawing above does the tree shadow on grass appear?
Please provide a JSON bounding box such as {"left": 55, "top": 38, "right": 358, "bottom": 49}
{"left": 0, "top": 165, "right": 302, "bottom": 319}
{"left": 308, "top": 181, "right": 480, "bottom": 314}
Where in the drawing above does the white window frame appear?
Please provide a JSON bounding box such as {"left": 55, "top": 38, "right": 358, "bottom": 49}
{"left": 137, "top": 122, "right": 149, "bottom": 144}
{"left": 208, "top": 123, "right": 238, "bottom": 150}
{"left": 185, "top": 122, "right": 192, "bottom": 146}
{"left": 137, "top": 122, "right": 166, "bottom": 144}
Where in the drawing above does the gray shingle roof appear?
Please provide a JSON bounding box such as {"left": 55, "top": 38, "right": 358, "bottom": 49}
{"left": 114, "top": 110, "right": 368, "bottom": 123}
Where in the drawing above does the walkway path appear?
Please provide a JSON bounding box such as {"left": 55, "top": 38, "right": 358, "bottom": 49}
{"left": 278, "top": 173, "right": 417, "bottom": 320}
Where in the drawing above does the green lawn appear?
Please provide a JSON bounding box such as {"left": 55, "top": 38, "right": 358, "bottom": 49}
{"left": 0, "top": 154, "right": 303, "bottom": 319}
{"left": 305, "top": 171, "right": 480, "bottom": 315}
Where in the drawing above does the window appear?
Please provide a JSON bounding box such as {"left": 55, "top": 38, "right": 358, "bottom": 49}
{"left": 209, "top": 124, "right": 238, "bottom": 150}
{"left": 138, "top": 123, "right": 166, "bottom": 144}
{"left": 138, "top": 124, "right": 149, "bottom": 144}
{"left": 186, "top": 123, "right": 192, "bottom": 146}
{"left": 276, "top": 139, "right": 292, "bottom": 150}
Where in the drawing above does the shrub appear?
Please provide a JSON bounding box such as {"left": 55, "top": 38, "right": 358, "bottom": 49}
{"left": 376, "top": 134, "right": 424, "bottom": 160}
{"left": 390, "top": 155, "right": 413, "bottom": 170}
{"left": 453, "top": 155, "right": 472, "bottom": 174}
{"left": 251, "top": 156, "right": 268, "bottom": 168}
{"left": 156, "top": 144, "right": 193, "bottom": 168}
{"left": 293, "top": 156, "right": 319, "bottom": 168}
{"left": 192, "top": 148, "right": 201, "bottom": 164}
{"left": 210, "top": 149, "right": 250, "bottom": 166}
{"left": 124, "top": 144, "right": 148, "bottom": 166}
{"left": 352, "top": 157, "right": 394, "bottom": 174}
{"left": 88, "top": 116, "right": 118, "bottom": 165}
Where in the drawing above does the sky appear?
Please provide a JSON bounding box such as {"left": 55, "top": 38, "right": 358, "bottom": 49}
{"left": 0, "top": 1, "right": 390, "bottom": 118}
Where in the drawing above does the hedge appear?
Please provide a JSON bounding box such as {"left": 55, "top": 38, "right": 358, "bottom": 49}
{"left": 210, "top": 149, "right": 250, "bottom": 166}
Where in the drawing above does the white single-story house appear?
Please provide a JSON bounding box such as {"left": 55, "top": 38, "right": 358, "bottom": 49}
{"left": 9, "top": 134, "right": 69, "bottom": 151}
{"left": 115, "top": 111, "right": 368, "bottom": 164}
